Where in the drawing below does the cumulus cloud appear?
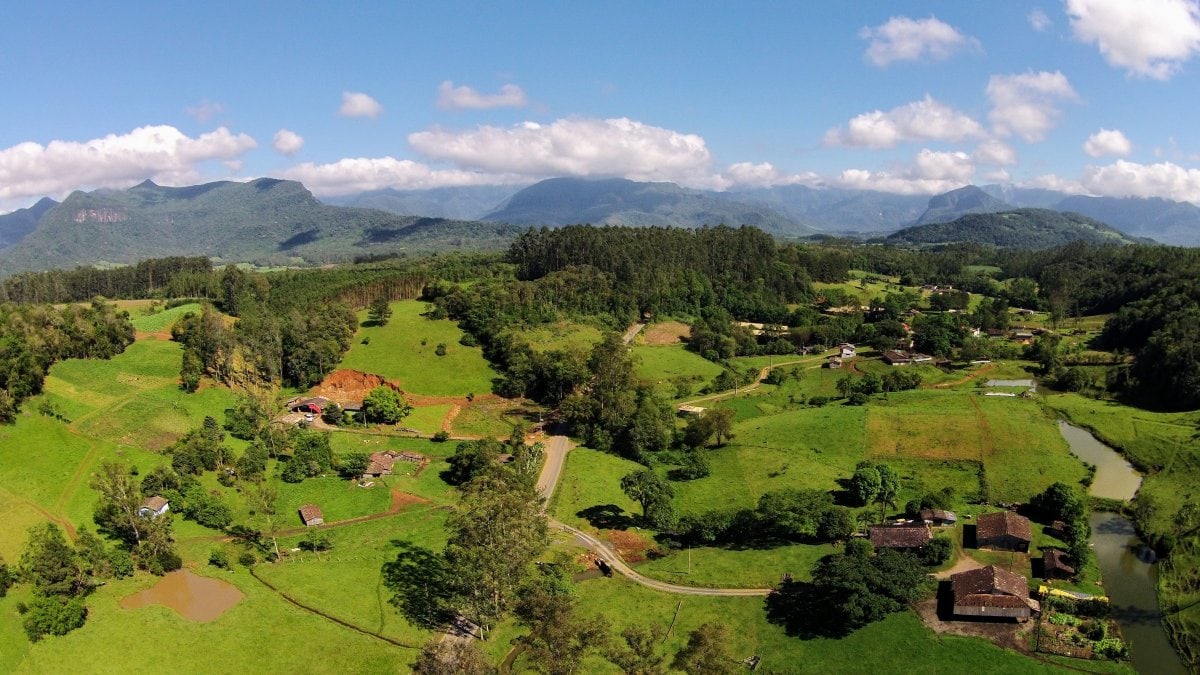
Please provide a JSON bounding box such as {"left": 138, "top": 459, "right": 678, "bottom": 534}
{"left": 823, "top": 95, "right": 986, "bottom": 149}
{"left": 986, "top": 70, "right": 1079, "bottom": 142}
{"left": 185, "top": 100, "right": 226, "bottom": 123}
{"left": 720, "top": 162, "right": 822, "bottom": 189}
{"left": 1067, "top": 0, "right": 1200, "bottom": 79}
{"left": 1083, "top": 128, "right": 1133, "bottom": 157}
{"left": 408, "top": 117, "right": 721, "bottom": 187}
{"left": 0, "top": 125, "right": 257, "bottom": 206}
{"left": 834, "top": 149, "right": 975, "bottom": 194}
{"left": 272, "top": 129, "right": 305, "bottom": 156}
{"left": 339, "top": 91, "right": 383, "bottom": 119}
{"left": 1081, "top": 159, "right": 1200, "bottom": 202}
{"left": 279, "top": 157, "right": 529, "bottom": 196}
{"left": 1028, "top": 8, "right": 1052, "bottom": 31}
{"left": 437, "top": 81, "right": 528, "bottom": 110}
{"left": 974, "top": 138, "right": 1018, "bottom": 165}
{"left": 860, "top": 16, "right": 981, "bottom": 66}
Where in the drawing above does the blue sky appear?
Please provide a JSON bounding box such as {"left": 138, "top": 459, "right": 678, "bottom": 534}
{"left": 3, "top": 0, "right": 1200, "bottom": 212}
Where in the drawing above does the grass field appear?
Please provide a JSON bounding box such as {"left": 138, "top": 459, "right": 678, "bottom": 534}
{"left": 340, "top": 299, "right": 496, "bottom": 397}
{"left": 128, "top": 302, "right": 202, "bottom": 333}
{"left": 637, "top": 542, "right": 837, "bottom": 588}
{"left": 402, "top": 403, "right": 452, "bottom": 435}
{"left": 551, "top": 448, "right": 644, "bottom": 530}
{"left": 519, "top": 321, "right": 604, "bottom": 352}
{"left": 632, "top": 344, "right": 724, "bottom": 395}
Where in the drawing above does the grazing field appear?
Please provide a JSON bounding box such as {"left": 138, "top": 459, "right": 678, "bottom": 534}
{"left": 128, "top": 302, "right": 202, "bottom": 333}
{"left": 640, "top": 320, "right": 691, "bottom": 345}
{"left": 518, "top": 320, "right": 604, "bottom": 352}
{"left": 401, "top": 402, "right": 452, "bottom": 435}
{"left": 340, "top": 299, "right": 496, "bottom": 397}
{"left": 637, "top": 542, "right": 837, "bottom": 588}
{"left": 867, "top": 392, "right": 985, "bottom": 461}
{"left": 552, "top": 448, "right": 644, "bottom": 530}
{"left": 275, "top": 476, "right": 393, "bottom": 523}
{"left": 632, "top": 343, "right": 724, "bottom": 392}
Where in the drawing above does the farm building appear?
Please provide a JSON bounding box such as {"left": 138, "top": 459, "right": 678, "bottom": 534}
{"left": 363, "top": 451, "right": 397, "bottom": 478}
{"left": 919, "top": 509, "right": 957, "bottom": 526}
{"left": 976, "top": 511, "right": 1032, "bottom": 552}
{"left": 138, "top": 495, "right": 170, "bottom": 518}
{"left": 838, "top": 343, "right": 856, "bottom": 359}
{"left": 1042, "top": 549, "right": 1076, "bottom": 580}
{"left": 298, "top": 504, "right": 324, "bottom": 527}
{"left": 951, "top": 565, "right": 1035, "bottom": 620}
{"left": 677, "top": 405, "right": 706, "bottom": 417}
{"left": 868, "top": 523, "right": 932, "bottom": 551}
{"left": 288, "top": 396, "right": 333, "bottom": 414}
{"left": 826, "top": 355, "right": 843, "bottom": 369}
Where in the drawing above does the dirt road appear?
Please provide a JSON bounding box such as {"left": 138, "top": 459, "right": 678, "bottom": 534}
{"left": 537, "top": 435, "right": 573, "bottom": 507}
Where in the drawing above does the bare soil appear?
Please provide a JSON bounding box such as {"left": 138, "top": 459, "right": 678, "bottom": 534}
{"left": 120, "top": 569, "right": 244, "bottom": 622}
{"left": 310, "top": 369, "right": 501, "bottom": 408}
{"left": 642, "top": 321, "right": 691, "bottom": 345}
{"left": 914, "top": 596, "right": 1034, "bottom": 654}
{"left": 604, "top": 529, "right": 655, "bottom": 563}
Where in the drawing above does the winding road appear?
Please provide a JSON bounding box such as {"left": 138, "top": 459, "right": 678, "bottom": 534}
{"left": 537, "top": 434, "right": 772, "bottom": 597}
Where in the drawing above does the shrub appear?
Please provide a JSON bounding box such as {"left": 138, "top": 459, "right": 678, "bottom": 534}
{"left": 809, "top": 396, "right": 830, "bottom": 407}
{"left": 432, "top": 430, "right": 451, "bottom": 442}
{"left": 209, "top": 548, "right": 230, "bottom": 569}
{"left": 238, "top": 551, "right": 258, "bottom": 567}
{"left": 23, "top": 596, "right": 87, "bottom": 641}
{"left": 435, "top": 343, "right": 447, "bottom": 356}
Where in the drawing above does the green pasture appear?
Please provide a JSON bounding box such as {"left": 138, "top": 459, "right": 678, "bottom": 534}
{"left": 552, "top": 448, "right": 644, "bottom": 530}
{"left": 632, "top": 344, "right": 723, "bottom": 395}
{"left": 340, "top": 299, "right": 496, "bottom": 397}
{"left": 449, "top": 400, "right": 521, "bottom": 438}
{"left": 637, "top": 542, "right": 837, "bottom": 589}
{"left": 518, "top": 321, "right": 604, "bottom": 352}
{"left": 275, "top": 476, "right": 393, "bottom": 524}
{"left": 402, "top": 403, "right": 451, "bottom": 435}
{"left": 129, "top": 302, "right": 203, "bottom": 333}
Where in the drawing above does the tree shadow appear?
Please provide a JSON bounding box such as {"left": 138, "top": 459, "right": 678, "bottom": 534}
{"left": 577, "top": 504, "right": 637, "bottom": 531}
{"left": 963, "top": 524, "right": 978, "bottom": 549}
{"left": 763, "top": 580, "right": 850, "bottom": 639}
{"left": 380, "top": 540, "right": 457, "bottom": 629}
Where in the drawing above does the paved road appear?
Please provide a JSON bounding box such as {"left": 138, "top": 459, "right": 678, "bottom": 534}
{"left": 534, "top": 435, "right": 772, "bottom": 596}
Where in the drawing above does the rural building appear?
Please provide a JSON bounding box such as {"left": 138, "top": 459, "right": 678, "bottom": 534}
{"left": 976, "top": 511, "right": 1032, "bottom": 552}
{"left": 138, "top": 495, "right": 170, "bottom": 518}
{"left": 363, "top": 451, "right": 397, "bottom": 478}
{"left": 919, "top": 509, "right": 957, "bottom": 526}
{"left": 678, "top": 405, "right": 706, "bottom": 417}
{"left": 827, "top": 355, "right": 843, "bottom": 369}
{"left": 839, "top": 343, "right": 856, "bottom": 358}
{"left": 397, "top": 451, "right": 424, "bottom": 463}
{"left": 288, "top": 396, "right": 332, "bottom": 414}
{"left": 299, "top": 504, "right": 324, "bottom": 527}
{"left": 882, "top": 350, "right": 912, "bottom": 366}
{"left": 1042, "top": 549, "right": 1076, "bottom": 580}
{"left": 951, "top": 565, "right": 1035, "bottom": 620}
{"left": 868, "top": 523, "right": 932, "bottom": 551}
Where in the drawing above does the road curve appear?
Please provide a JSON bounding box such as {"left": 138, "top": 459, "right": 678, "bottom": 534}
{"left": 535, "top": 435, "right": 772, "bottom": 597}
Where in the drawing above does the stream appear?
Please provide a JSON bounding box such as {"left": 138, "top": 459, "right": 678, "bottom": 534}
{"left": 1058, "top": 422, "right": 1186, "bottom": 674}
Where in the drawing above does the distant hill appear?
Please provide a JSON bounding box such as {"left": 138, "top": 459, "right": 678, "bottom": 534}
{"left": 484, "top": 177, "right": 818, "bottom": 236}
{"left": 887, "top": 209, "right": 1142, "bottom": 248}
{"left": 728, "top": 184, "right": 929, "bottom": 234}
{"left": 1050, "top": 195, "right": 1200, "bottom": 246}
{"left": 0, "top": 179, "right": 521, "bottom": 274}
{"left": 324, "top": 185, "right": 522, "bottom": 221}
{"left": 0, "top": 197, "right": 58, "bottom": 250}
{"left": 913, "top": 185, "right": 1011, "bottom": 225}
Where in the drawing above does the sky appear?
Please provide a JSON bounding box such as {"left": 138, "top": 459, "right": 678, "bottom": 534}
{"left": 3, "top": 0, "right": 1200, "bottom": 213}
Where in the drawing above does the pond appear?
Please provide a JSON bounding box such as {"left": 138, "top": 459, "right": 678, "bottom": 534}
{"left": 1089, "top": 513, "right": 1186, "bottom": 675}
{"left": 120, "top": 569, "right": 244, "bottom": 622}
{"left": 1058, "top": 421, "right": 1142, "bottom": 501}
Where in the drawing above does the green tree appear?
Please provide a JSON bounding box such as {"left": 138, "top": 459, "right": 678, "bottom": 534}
{"left": 180, "top": 348, "right": 202, "bottom": 392}
{"left": 608, "top": 624, "right": 667, "bottom": 675}
{"left": 362, "top": 385, "right": 412, "bottom": 424}
{"left": 23, "top": 595, "right": 87, "bottom": 642}
{"left": 247, "top": 482, "right": 281, "bottom": 561}
{"left": 874, "top": 464, "right": 900, "bottom": 521}
{"left": 707, "top": 407, "right": 736, "bottom": 446}
{"left": 19, "top": 523, "right": 88, "bottom": 598}
{"left": 848, "top": 462, "right": 882, "bottom": 506}
{"left": 671, "top": 623, "right": 736, "bottom": 675}
{"left": 90, "top": 461, "right": 146, "bottom": 548}
{"left": 515, "top": 575, "right": 611, "bottom": 675}
{"left": 620, "top": 470, "right": 675, "bottom": 525}
{"left": 0, "top": 554, "right": 13, "bottom": 597}
{"left": 411, "top": 639, "right": 495, "bottom": 675}
{"left": 368, "top": 296, "right": 393, "bottom": 326}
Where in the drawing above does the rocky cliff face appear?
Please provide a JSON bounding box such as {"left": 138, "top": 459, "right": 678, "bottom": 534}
{"left": 73, "top": 208, "right": 127, "bottom": 224}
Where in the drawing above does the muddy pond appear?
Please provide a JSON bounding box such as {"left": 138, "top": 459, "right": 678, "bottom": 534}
{"left": 120, "top": 569, "right": 244, "bottom": 622}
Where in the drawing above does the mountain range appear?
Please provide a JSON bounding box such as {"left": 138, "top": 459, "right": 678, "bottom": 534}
{"left": 3, "top": 176, "right": 1200, "bottom": 275}
{"left": 887, "top": 209, "right": 1143, "bottom": 248}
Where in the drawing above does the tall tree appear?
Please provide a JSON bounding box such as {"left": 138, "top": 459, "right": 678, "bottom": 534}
{"left": 247, "top": 482, "right": 281, "bottom": 561}
{"left": 368, "top": 296, "right": 393, "bottom": 326}
{"left": 90, "top": 461, "right": 145, "bottom": 547}
{"left": 19, "top": 523, "right": 88, "bottom": 598}
{"left": 620, "top": 470, "right": 674, "bottom": 525}
{"left": 671, "top": 623, "right": 737, "bottom": 675}
{"left": 607, "top": 624, "right": 668, "bottom": 675}
{"left": 411, "top": 639, "right": 495, "bottom": 675}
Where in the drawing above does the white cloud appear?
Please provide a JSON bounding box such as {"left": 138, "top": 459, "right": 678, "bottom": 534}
{"left": 860, "top": 16, "right": 981, "bottom": 66}
{"left": 1083, "top": 128, "right": 1133, "bottom": 157}
{"left": 272, "top": 129, "right": 305, "bottom": 156}
{"left": 720, "top": 162, "right": 822, "bottom": 189}
{"left": 1081, "top": 159, "right": 1200, "bottom": 202}
{"left": 986, "top": 70, "right": 1079, "bottom": 142}
{"left": 823, "top": 95, "right": 986, "bottom": 149}
{"left": 185, "top": 100, "right": 226, "bottom": 123}
{"left": 0, "top": 125, "right": 257, "bottom": 207}
{"left": 408, "top": 117, "right": 722, "bottom": 187}
{"left": 1024, "top": 173, "right": 1086, "bottom": 194}
{"left": 1028, "top": 8, "right": 1052, "bottom": 31}
{"left": 974, "top": 138, "right": 1018, "bottom": 165}
{"left": 437, "top": 81, "right": 528, "bottom": 110}
{"left": 339, "top": 91, "right": 383, "bottom": 119}
{"left": 1067, "top": 0, "right": 1200, "bottom": 79}
{"left": 834, "top": 149, "right": 975, "bottom": 194}
{"left": 279, "top": 157, "right": 529, "bottom": 196}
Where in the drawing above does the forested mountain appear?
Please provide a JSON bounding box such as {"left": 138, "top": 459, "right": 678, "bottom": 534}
{"left": 913, "top": 185, "right": 1011, "bottom": 225}
{"left": 1051, "top": 195, "right": 1200, "bottom": 246}
{"left": 0, "top": 197, "right": 57, "bottom": 249}
{"left": 730, "top": 184, "right": 930, "bottom": 234}
{"left": 484, "top": 177, "right": 818, "bottom": 236}
{"left": 323, "top": 185, "right": 522, "bottom": 220}
{"left": 0, "top": 179, "right": 520, "bottom": 274}
{"left": 887, "top": 209, "right": 1141, "bottom": 248}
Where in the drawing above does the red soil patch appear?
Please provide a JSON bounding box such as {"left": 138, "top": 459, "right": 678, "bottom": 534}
{"left": 309, "top": 369, "right": 499, "bottom": 408}
{"left": 642, "top": 321, "right": 691, "bottom": 346}
{"left": 604, "top": 529, "right": 655, "bottom": 563}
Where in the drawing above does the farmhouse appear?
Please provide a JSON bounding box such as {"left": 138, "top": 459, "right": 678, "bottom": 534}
{"left": 951, "top": 565, "right": 1035, "bottom": 620}
{"left": 138, "top": 495, "right": 170, "bottom": 518}
{"left": 678, "top": 405, "right": 706, "bottom": 417}
{"left": 839, "top": 343, "right": 856, "bottom": 359}
{"left": 976, "top": 511, "right": 1032, "bottom": 552}
{"left": 868, "top": 523, "right": 932, "bottom": 551}
{"left": 363, "top": 451, "right": 397, "bottom": 478}
{"left": 882, "top": 350, "right": 932, "bottom": 366}
{"left": 298, "top": 504, "right": 324, "bottom": 527}
{"left": 1042, "top": 549, "right": 1076, "bottom": 580}
{"left": 826, "top": 355, "right": 843, "bottom": 369}
{"left": 288, "top": 396, "right": 332, "bottom": 414}
{"left": 919, "top": 509, "right": 958, "bottom": 526}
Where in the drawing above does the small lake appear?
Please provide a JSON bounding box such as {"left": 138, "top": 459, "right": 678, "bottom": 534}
{"left": 1058, "top": 421, "right": 1143, "bottom": 501}
{"left": 120, "top": 569, "right": 244, "bottom": 622}
{"left": 1090, "top": 513, "right": 1187, "bottom": 675}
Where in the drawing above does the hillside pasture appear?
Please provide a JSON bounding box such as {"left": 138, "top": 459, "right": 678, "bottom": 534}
{"left": 340, "top": 299, "right": 495, "bottom": 397}
{"left": 518, "top": 320, "right": 604, "bottom": 353}
{"left": 633, "top": 344, "right": 724, "bottom": 393}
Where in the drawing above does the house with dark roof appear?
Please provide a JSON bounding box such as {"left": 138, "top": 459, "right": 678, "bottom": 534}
{"left": 298, "top": 504, "right": 324, "bottom": 527}
{"left": 363, "top": 451, "right": 397, "bottom": 478}
{"left": 868, "top": 523, "right": 932, "bottom": 551}
{"left": 1042, "top": 549, "right": 1076, "bottom": 580}
{"left": 951, "top": 565, "right": 1036, "bottom": 620}
{"left": 882, "top": 350, "right": 912, "bottom": 366}
{"left": 976, "top": 511, "right": 1032, "bottom": 552}
{"left": 919, "top": 509, "right": 957, "bottom": 526}
{"left": 827, "top": 355, "right": 843, "bottom": 369}
{"left": 138, "top": 495, "right": 170, "bottom": 518}
{"left": 289, "top": 397, "right": 332, "bottom": 414}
